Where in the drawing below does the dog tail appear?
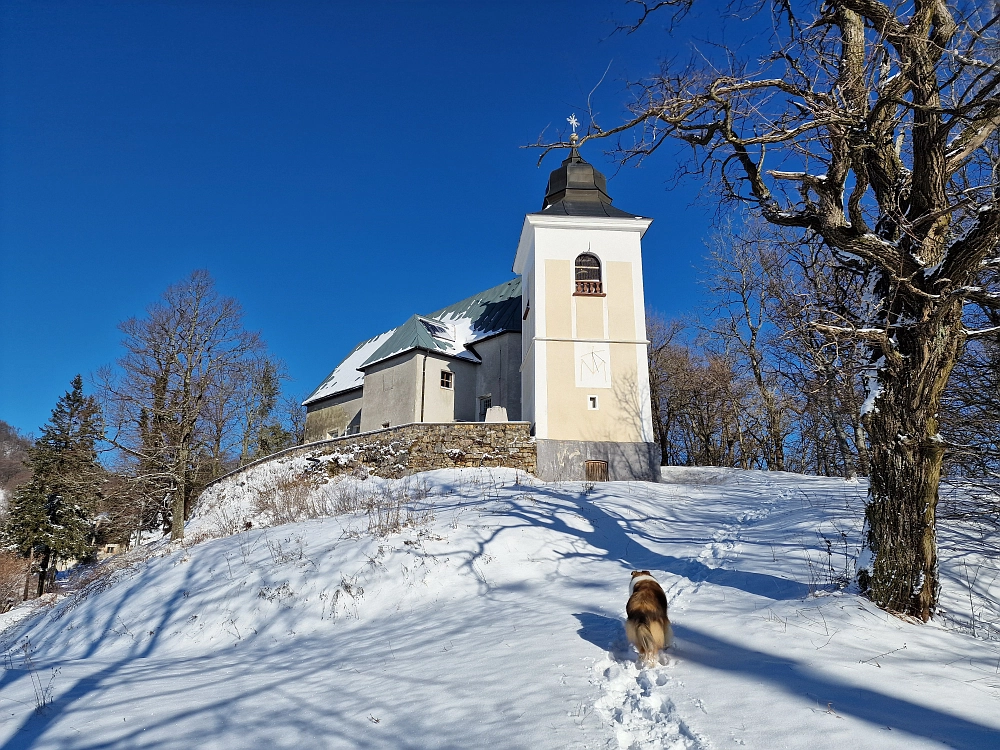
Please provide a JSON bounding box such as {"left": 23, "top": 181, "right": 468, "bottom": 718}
{"left": 636, "top": 619, "right": 665, "bottom": 658}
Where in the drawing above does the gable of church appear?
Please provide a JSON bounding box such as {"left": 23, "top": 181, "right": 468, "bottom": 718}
{"left": 304, "top": 277, "right": 521, "bottom": 408}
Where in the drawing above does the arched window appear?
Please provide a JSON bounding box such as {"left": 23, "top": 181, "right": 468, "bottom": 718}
{"left": 574, "top": 253, "right": 603, "bottom": 295}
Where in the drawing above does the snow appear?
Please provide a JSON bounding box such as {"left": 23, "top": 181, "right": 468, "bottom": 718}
{"left": 860, "top": 356, "right": 885, "bottom": 416}
{"left": 965, "top": 325, "right": 1000, "bottom": 339}
{"left": 431, "top": 310, "right": 505, "bottom": 360}
{"left": 302, "top": 328, "right": 397, "bottom": 405}
{"left": 879, "top": 72, "right": 900, "bottom": 88}
{"left": 303, "top": 305, "right": 506, "bottom": 405}
{"left": 1, "top": 464, "right": 999, "bottom": 749}
{"left": 861, "top": 233, "right": 902, "bottom": 254}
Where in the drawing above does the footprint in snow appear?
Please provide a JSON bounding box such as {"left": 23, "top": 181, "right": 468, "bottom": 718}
{"left": 594, "top": 649, "right": 704, "bottom": 750}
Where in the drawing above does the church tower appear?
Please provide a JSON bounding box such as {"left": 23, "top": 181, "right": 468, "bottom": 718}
{"left": 514, "top": 134, "right": 659, "bottom": 481}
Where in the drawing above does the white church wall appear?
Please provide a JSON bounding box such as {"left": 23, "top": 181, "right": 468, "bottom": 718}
{"left": 519, "top": 343, "right": 535, "bottom": 431}
{"left": 450, "top": 358, "right": 478, "bottom": 422}
{"left": 543, "top": 340, "right": 645, "bottom": 443}
{"left": 361, "top": 351, "right": 480, "bottom": 429}
{"left": 418, "top": 352, "right": 473, "bottom": 423}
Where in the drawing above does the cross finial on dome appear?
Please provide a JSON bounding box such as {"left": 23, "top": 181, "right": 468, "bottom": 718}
{"left": 567, "top": 114, "right": 580, "bottom": 146}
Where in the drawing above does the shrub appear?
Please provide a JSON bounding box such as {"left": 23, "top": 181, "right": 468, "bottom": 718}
{"left": 0, "top": 551, "right": 27, "bottom": 613}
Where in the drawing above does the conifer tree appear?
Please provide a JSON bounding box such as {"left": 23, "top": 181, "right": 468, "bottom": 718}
{"left": 3, "top": 375, "right": 104, "bottom": 596}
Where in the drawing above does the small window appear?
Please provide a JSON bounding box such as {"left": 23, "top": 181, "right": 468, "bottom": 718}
{"left": 104, "top": 545, "right": 117, "bottom": 554}
{"left": 440, "top": 370, "right": 454, "bottom": 389}
{"left": 574, "top": 253, "right": 603, "bottom": 295}
{"left": 587, "top": 395, "right": 599, "bottom": 410}
{"left": 479, "top": 395, "right": 492, "bottom": 421}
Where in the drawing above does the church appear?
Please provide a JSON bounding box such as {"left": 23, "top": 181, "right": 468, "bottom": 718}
{"left": 303, "top": 134, "right": 660, "bottom": 482}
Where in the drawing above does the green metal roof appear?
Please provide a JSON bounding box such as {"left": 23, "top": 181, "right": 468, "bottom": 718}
{"left": 360, "top": 277, "right": 522, "bottom": 368}
{"left": 360, "top": 315, "right": 473, "bottom": 368}
{"left": 425, "top": 277, "right": 522, "bottom": 334}
{"left": 304, "top": 277, "right": 522, "bottom": 405}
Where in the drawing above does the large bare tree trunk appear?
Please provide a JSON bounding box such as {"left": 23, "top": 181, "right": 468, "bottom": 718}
{"left": 864, "top": 306, "right": 965, "bottom": 618}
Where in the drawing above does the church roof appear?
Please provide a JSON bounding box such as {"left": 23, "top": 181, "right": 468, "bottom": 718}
{"left": 425, "top": 276, "right": 523, "bottom": 336}
{"left": 301, "top": 329, "right": 397, "bottom": 404}
{"left": 533, "top": 143, "right": 641, "bottom": 219}
{"left": 360, "top": 315, "right": 483, "bottom": 369}
{"left": 303, "top": 278, "right": 522, "bottom": 406}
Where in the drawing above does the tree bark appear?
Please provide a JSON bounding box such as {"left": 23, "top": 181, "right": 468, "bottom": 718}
{"left": 22, "top": 547, "right": 34, "bottom": 602}
{"left": 171, "top": 468, "right": 186, "bottom": 541}
{"left": 853, "top": 421, "right": 870, "bottom": 477}
{"left": 35, "top": 547, "right": 51, "bottom": 598}
{"left": 864, "top": 306, "right": 965, "bottom": 620}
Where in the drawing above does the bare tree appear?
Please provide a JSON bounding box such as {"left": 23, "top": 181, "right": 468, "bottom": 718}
{"left": 651, "top": 226, "right": 872, "bottom": 478}
{"left": 198, "top": 354, "right": 290, "bottom": 471}
{"left": 704, "top": 220, "right": 793, "bottom": 471}
{"left": 647, "top": 317, "right": 758, "bottom": 467}
{"left": 0, "top": 420, "right": 32, "bottom": 512}
{"left": 98, "top": 271, "right": 267, "bottom": 541}
{"left": 543, "top": 1, "right": 1000, "bottom": 619}
{"left": 282, "top": 395, "right": 307, "bottom": 448}
{"left": 647, "top": 314, "right": 687, "bottom": 462}
{"left": 766, "top": 233, "right": 873, "bottom": 478}
{"left": 940, "top": 265, "right": 1000, "bottom": 477}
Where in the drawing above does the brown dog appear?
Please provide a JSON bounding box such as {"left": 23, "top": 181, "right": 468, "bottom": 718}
{"left": 625, "top": 570, "right": 671, "bottom": 667}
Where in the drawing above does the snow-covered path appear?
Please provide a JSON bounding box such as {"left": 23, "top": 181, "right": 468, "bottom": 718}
{"left": 0, "top": 467, "right": 998, "bottom": 748}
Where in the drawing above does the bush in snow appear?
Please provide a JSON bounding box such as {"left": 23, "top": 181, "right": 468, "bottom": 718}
{"left": 0, "top": 551, "right": 28, "bottom": 613}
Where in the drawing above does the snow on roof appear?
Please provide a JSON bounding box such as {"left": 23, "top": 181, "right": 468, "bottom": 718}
{"left": 305, "top": 278, "right": 522, "bottom": 405}
{"left": 302, "top": 328, "right": 396, "bottom": 405}
{"left": 357, "top": 315, "right": 483, "bottom": 371}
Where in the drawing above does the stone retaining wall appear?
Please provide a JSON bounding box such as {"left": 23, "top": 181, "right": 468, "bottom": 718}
{"left": 204, "top": 421, "right": 536, "bottom": 489}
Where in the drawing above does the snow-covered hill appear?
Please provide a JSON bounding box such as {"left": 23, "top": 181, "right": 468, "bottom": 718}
{"left": 0, "top": 463, "right": 998, "bottom": 749}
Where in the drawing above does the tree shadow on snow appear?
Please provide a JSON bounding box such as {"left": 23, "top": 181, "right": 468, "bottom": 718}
{"left": 503, "top": 485, "right": 817, "bottom": 601}
{"left": 571, "top": 613, "right": 999, "bottom": 748}
{"left": 672, "top": 623, "right": 1000, "bottom": 749}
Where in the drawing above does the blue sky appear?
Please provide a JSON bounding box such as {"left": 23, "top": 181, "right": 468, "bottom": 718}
{"left": 0, "top": 0, "right": 736, "bottom": 436}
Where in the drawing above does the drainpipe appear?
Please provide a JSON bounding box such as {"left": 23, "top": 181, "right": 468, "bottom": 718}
{"left": 419, "top": 352, "right": 427, "bottom": 422}
{"left": 498, "top": 344, "right": 502, "bottom": 410}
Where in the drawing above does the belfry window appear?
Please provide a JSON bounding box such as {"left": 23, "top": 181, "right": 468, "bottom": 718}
{"left": 574, "top": 254, "right": 603, "bottom": 295}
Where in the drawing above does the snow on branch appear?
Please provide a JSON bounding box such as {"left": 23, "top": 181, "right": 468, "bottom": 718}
{"left": 809, "top": 321, "right": 899, "bottom": 363}
{"left": 964, "top": 325, "right": 1000, "bottom": 340}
